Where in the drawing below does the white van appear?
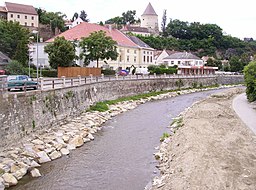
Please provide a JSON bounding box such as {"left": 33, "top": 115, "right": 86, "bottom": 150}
{"left": 135, "top": 68, "right": 149, "bottom": 75}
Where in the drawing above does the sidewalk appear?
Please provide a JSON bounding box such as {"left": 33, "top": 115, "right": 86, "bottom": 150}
{"left": 233, "top": 93, "right": 256, "bottom": 134}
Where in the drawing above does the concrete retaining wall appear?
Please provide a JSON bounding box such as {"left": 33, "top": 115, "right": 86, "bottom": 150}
{"left": 0, "top": 76, "right": 244, "bottom": 148}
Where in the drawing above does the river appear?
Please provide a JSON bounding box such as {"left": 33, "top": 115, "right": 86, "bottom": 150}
{"left": 11, "top": 89, "right": 226, "bottom": 190}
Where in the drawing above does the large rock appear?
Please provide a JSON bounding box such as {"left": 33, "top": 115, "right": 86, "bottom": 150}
{"left": 2, "top": 173, "right": 18, "bottom": 186}
{"left": 37, "top": 151, "right": 51, "bottom": 163}
{"left": 13, "top": 168, "right": 27, "bottom": 180}
{"left": 69, "top": 136, "right": 84, "bottom": 148}
{"left": 49, "top": 151, "right": 61, "bottom": 160}
{"left": 87, "top": 133, "right": 94, "bottom": 140}
{"left": 60, "top": 148, "right": 70, "bottom": 155}
{"left": 0, "top": 177, "right": 4, "bottom": 190}
{"left": 62, "top": 135, "right": 70, "bottom": 142}
{"left": 31, "top": 139, "right": 44, "bottom": 145}
{"left": 30, "top": 168, "right": 41, "bottom": 178}
{"left": 30, "top": 160, "right": 41, "bottom": 168}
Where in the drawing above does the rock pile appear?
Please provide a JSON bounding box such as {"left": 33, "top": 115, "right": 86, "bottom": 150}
{"left": 0, "top": 85, "right": 240, "bottom": 189}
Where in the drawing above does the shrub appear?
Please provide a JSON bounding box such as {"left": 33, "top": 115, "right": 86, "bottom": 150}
{"left": 41, "top": 70, "right": 57, "bottom": 77}
{"left": 5, "top": 60, "right": 27, "bottom": 75}
{"left": 244, "top": 61, "right": 256, "bottom": 102}
{"left": 101, "top": 69, "right": 115, "bottom": 75}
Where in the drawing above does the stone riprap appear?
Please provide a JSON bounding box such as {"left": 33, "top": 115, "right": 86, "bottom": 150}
{"left": 0, "top": 76, "right": 243, "bottom": 149}
{"left": 0, "top": 85, "right": 242, "bottom": 189}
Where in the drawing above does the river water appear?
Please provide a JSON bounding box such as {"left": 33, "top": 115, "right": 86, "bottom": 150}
{"left": 11, "top": 89, "right": 226, "bottom": 190}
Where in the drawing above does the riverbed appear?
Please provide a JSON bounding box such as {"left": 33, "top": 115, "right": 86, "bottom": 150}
{"left": 11, "top": 89, "right": 227, "bottom": 190}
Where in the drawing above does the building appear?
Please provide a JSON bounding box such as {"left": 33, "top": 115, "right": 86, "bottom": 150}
{"left": 0, "top": 2, "right": 38, "bottom": 28}
{"left": 140, "top": 2, "right": 159, "bottom": 34}
{"left": 163, "top": 52, "right": 218, "bottom": 75}
{"left": 121, "top": 2, "right": 159, "bottom": 36}
{"left": 30, "top": 22, "right": 154, "bottom": 70}
{"left": 65, "top": 17, "right": 85, "bottom": 29}
{"left": 154, "top": 50, "right": 177, "bottom": 65}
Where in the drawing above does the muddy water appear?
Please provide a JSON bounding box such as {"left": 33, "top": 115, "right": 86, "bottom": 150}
{"left": 11, "top": 89, "right": 226, "bottom": 190}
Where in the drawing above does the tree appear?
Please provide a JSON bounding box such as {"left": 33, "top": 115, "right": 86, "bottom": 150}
{"left": 122, "top": 10, "right": 138, "bottom": 25}
{"left": 79, "top": 31, "right": 118, "bottom": 68}
{"left": 80, "top": 10, "right": 89, "bottom": 22}
{"left": 36, "top": 8, "right": 66, "bottom": 34}
{"left": 161, "top": 10, "right": 167, "bottom": 37}
{"left": 5, "top": 60, "right": 27, "bottom": 75}
{"left": 0, "top": 20, "right": 29, "bottom": 65}
{"left": 244, "top": 61, "right": 256, "bottom": 102}
{"left": 44, "top": 37, "right": 77, "bottom": 69}
{"left": 72, "top": 12, "right": 79, "bottom": 22}
{"left": 229, "top": 56, "right": 243, "bottom": 72}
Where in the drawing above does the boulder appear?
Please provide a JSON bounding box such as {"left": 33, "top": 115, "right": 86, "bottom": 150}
{"left": 87, "top": 133, "right": 95, "bottom": 140}
{"left": 60, "top": 148, "right": 70, "bottom": 155}
{"left": 13, "top": 168, "right": 27, "bottom": 180}
{"left": 30, "top": 168, "right": 41, "bottom": 178}
{"left": 37, "top": 151, "right": 51, "bottom": 163}
{"left": 62, "top": 135, "right": 70, "bottom": 142}
{"left": 2, "top": 173, "right": 18, "bottom": 186}
{"left": 31, "top": 139, "right": 44, "bottom": 145}
{"left": 69, "top": 136, "right": 84, "bottom": 148}
{"left": 49, "top": 151, "right": 62, "bottom": 160}
{"left": 30, "top": 160, "right": 41, "bottom": 168}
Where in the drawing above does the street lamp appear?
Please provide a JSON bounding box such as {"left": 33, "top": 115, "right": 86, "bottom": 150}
{"left": 32, "top": 30, "right": 39, "bottom": 82}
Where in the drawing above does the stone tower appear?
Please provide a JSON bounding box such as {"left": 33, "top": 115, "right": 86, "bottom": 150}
{"left": 141, "top": 2, "right": 159, "bottom": 34}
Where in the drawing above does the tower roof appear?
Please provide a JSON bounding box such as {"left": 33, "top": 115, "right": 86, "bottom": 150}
{"left": 142, "top": 3, "right": 157, "bottom": 16}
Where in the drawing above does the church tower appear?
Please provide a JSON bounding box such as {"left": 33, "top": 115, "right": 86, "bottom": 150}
{"left": 141, "top": 3, "right": 159, "bottom": 34}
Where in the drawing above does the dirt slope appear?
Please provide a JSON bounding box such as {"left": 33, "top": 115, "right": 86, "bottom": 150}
{"left": 152, "top": 88, "right": 256, "bottom": 190}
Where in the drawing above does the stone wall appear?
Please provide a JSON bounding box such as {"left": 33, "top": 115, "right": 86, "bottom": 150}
{"left": 0, "top": 76, "right": 244, "bottom": 148}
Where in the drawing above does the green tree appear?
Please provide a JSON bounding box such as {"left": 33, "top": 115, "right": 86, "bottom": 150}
{"left": 161, "top": 10, "right": 167, "bottom": 37}
{"left": 244, "top": 61, "right": 256, "bottom": 102}
{"left": 0, "top": 20, "right": 29, "bottom": 65}
{"left": 80, "top": 10, "right": 89, "bottom": 22}
{"left": 229, "top": 56, "right": 243, "bottom": 72}
{"left": 5, "top": 60, "right": 27, "bottom": 75}
{"left": 44, "top": 37, "right": 77, "bottom": 69}
{"left": 79, "top": 31, "right": 118, "bottom": 68}
{"left": 122, "top": 10, "right": 138, "bottom": 25}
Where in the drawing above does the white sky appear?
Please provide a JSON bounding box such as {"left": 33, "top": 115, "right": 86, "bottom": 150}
{"left": 1, "top": 0, "right": 256, "bottom": 39}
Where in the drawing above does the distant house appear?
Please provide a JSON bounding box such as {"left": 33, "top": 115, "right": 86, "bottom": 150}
{"left": 154, "top": 50, "right": 177, "bottom": 65}
{"left": 244, "top": 38, "right": 254, "bottom": 42}
{"left": 163, "top": 52, "right": 218, "bottom": 75}
{"left": 121, "top": 25, "right": 151, "bottom": 36}
{"left": 30, "top": 22, "right": 155, "bottom": 70}
{"left": 0, "top": 2, "right": 38, "bottom": 28}
{"left": 0, "top": 51, "right": 11, "bottom": 70}
{"left": 65, "top": 17, "right": 85, "bottom": 29}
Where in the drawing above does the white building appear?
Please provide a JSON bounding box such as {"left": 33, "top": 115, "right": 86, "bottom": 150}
{"left": 65, "top": 17, "right": 84, "bottom": 29}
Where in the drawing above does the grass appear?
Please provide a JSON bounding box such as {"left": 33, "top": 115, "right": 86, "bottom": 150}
{"left": 160, "top": 132, "right": 170, "bottom": 142}
{"left": 87, "top": 83, "right": 232, "bottom": 112}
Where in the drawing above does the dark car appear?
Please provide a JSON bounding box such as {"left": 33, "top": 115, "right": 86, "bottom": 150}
{"left": 7, "top": 75, "right": 38, "bottom": 91}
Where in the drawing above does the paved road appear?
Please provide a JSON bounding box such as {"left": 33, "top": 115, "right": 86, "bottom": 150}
{"left": 233, "top": 93, "right": 256, "bottom": 134}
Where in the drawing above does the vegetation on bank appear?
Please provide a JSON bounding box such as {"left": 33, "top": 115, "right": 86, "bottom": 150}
{"left": 244, "top": 61, "right": 256, "bottom": 102}
{"left": 87, "top": 84, "right": 221, "bottom": 112}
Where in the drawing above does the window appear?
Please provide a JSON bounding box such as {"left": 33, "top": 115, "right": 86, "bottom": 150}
{"left": 143, "top": 56, "right": 146, "bottom": 62}
{"left": 25, "top": 22, "right": 27, "bottom": 26}
{"left": 178, "top": 61, "right": 181, "bottom": 65}
{"left": 31, "top": 16, "right": 34, "bottom": 20}
{"left": 127, "top": 56, "right": 129, "bottom": 62}
{"left": 171, "top": 61, "right": 174, "bottom": 64}
{"left": 17, "top": 15, "right": 20, "bottom": 18}
{"left": 31, "top": 23, "right": 34, "bottom": 27}
{"left": 127, "top": 49, "right": 130, "bottom": 53}
{"left": 25, "top": 16, "right": 27, "bottom": 19}
{"left": 10, "top": 14, "right": 13, "bottom": 18}
{"left": 147, "top": 56, "right": 149, "bottom": 62}
{"left": 134, "top": 50, "right": 136, "bottom": 54}
{"left": 134, "top": 57, "right": 137, "bottom": 62}
{"left": 150, "top": 57, "right": 152, "bottom": 62}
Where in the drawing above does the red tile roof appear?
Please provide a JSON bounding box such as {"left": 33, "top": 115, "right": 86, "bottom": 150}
{"left": 47, "top": 22, "right": 138, "bottom": 48}
{"left": 5, "top": 2, "right": 37, "bottom": 15}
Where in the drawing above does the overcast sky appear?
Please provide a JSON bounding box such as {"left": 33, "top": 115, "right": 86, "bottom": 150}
{"left": 1, "top": 0, "right": 256, "bottom": 39}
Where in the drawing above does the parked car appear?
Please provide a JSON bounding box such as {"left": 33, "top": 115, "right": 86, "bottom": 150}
{"left": 7, "top": 75, "right": 38, "bottom": 91}
{"left": 135, "top": 68, "right": 149, "bottom": 75}
{"left": 118, "top": 70, "right": 129, "bottom": 76}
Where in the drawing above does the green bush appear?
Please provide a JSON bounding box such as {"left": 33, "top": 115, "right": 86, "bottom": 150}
{"left": 5, "top": 60, "right": 27, "bottom": 75}
{"left": 244, "top": 61, "right": 256, "bottom": 102}
{"left": 148, "top": 65, "right": 177, "bottom": 75}
{"left": 101, "top": 69, "right": 115, "bottom": 75}
{"left": 41, "top": 70, "right": 57, "bottom": 77}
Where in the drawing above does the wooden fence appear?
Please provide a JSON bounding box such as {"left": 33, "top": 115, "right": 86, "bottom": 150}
{"left": 58, "top": 67, "right": 101, "bottom": 78}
